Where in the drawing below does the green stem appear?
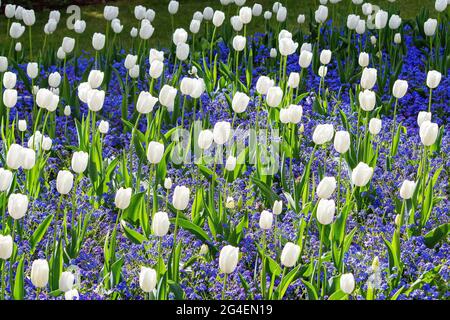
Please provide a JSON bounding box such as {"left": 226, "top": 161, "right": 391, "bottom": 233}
{"left": 221, "top": 273, "right": 228, "bottom": 300}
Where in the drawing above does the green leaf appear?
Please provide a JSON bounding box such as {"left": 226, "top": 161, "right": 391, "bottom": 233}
{"left": 30, "top": 214, "right": 54, "bottom": 254}
{"left": 423, "top": 223, "right": 449, "bottom": 248}
{"left": 121, "top": 220, "right": 147, "bottom": 244}
{"left": 13, "top": 256, "right": 25, "bottom": 300}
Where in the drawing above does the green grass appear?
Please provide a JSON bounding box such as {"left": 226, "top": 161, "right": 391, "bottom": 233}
{"left": 0, "top": 0, "right": 438, "bottom": 55}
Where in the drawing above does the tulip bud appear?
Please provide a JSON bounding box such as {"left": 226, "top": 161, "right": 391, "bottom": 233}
{"left": 317, "top": 177, "right": 337, "bottom": 199}
{"left": 264, "top": 11, "right": 272, "bottom": 20}
{"left": 92, "top": 33, "right": 106, "bottom": 51}
{"left": 417, "top": 111, "right": 432, "bottom": 127}
{"left": 149, "top": 47, "right": 165, "bottom": 63}
{"left": 168, "top": 1, "right": 179, "bottom": 15}
{"left": 391, "top": 79, "right": 408, "bottom": 99}
{"left": 0, "top": 56, "right": 8, "bottom": 73}
{"left": 59, "top": 271, "right": 75, "bottom": 292}
{"left": 124, "top": 54, "right": 138, "bottom": 70}
{"left": 232, "top": 35, "right": 246, "bottom": 52}
{"left": 139, "top": 21, "right": 154, "bottom": 40}
{"left": 137, "top": 91, "right": 158, "bottom": 114}
{"left": 259, "top": 210, "right": 273, "bottom": 230}
{"left": 193, "top": 11, "right": 203, "bottom": 21}
{"left": 362, "top": 3, "right": 373, "bottom": 15}
{"left": 74, "top": 20, "right": 86, "bottom": 34}
{"left": 320, "top": 49, "right": 332, "bottom": 65}
{"left": 9, "top": 22, "right": 25, "bottom": 39}
{"left": 426, "top": 70, "right": 442, "bottom": 89}
{"left": 213, "top": 121, "right": 231, "bottom": 145}
{"left": 358, "top": 52, "right": 369, "bottom": 68}
{"left": 232, "top": 91, "right": 250, "bottom": 113}
{"left": 62, "top": 37, "right": 75, "bottom": 53}
{"left": 399, "top": 180, "right": 416, "bottom": 200}
{"left": 88, "top": 70, "right": 104, "bottom": 89}
{"left": 172, "top": 185, "right": 190, "bottom": 211}
{"left": 334, "top": 130, "right": 350, "bottom": 154}
{"left": 375, "top": 10, "right": 388, "bottom": 29}
{"left": 147, "top": 141, "right": 165, "bottom": 164}
{"left": 435, "top": 0, "right": 447, "bottom": 11}
{"left": 164, "top": 177, "right": 173, "bottom": 190}
{"left": 103, "top": 5, "right": 119, "bottom": 21}
{"left": 7, "top": 144, "right": 23, "bottom": 170}
{"left": 115, "top": 187, "right": 132, "bottom": 210}
{"left": 272, "top": 200, "right": 282, "bottom": 215}
{"left": 219, "top": 245, "right": 239, "bottom": 274}
{"left": 5, "top": 5, "right": 16, "bottom": 19}
{"left": 347, "top": 14, "right": 359, "bottom": 30}
{"left": 340, "top": 273, "right": 355, "bottom": 294}
{"left": 279, "top": 38, "right": 298, "bottom": 56}
{"left": 3, "top": 89, "right": 17, "bottom": 109}
{"left": 152, "top": 211, "right": 170, "bottom": 237}
{"left": 360, "top": 68, "right": 377, "bottom": 90}
{"left": 315, "top": 5, "right": 328, "bottom": 23}
{"left": 149, "top": 60, "right": 164, "bottom": 79}
{"left": 172, "top": 28, "right": 188, "bottom": 46}
{"left": 3, "top": 71, "right": 16, "bottom": 89}
{"left": 424, "top": 18, "right": 437, "bottom": 37}
{"left": 8, "top": 193, "right": 28, "bottom": 220}
{"left": 299, "top": 50, "right": 313, "bottom": 69}
{"left": 71, "top": 151, "right": 89, "bottom": 174}
{"left": 139, "top": 267, "right": 157, "bottom": 292}
{"left": 286, "top": 104, "right": 303, "bottom": 124}
{"left": 256, "top": 76, "right": 274, "bottom": 95}
{"left": 213, "top": 10, "right": 225, "bottom": 27}
{"left": 31, "top": 259, "right": 49, "bottom": 288}
{"left": 21, "top": 148, "right": 36, "bottom": 170}
{"left": 198, "top": 130, "right": 214, "bottom": 150}
{"left": 0, "top": 168, "right": 13, "bottom": 192}
{"left": 355, "top": 19, "right": 366, "bottom": 34}
{"left": 266, "top": 86, "right": 283, "bottom": 107}
{"left": 159, "top": 85, "right": 177, "bottom": 112}
{"left": 277, "top": 6, "right": 287, "bottom": 22}
{"left": 239, "top": 6, "right": 252, "bottom": 24}
{"left": 27, "top": 62, "right": 38, "bottom": 79}
{"left": 419, "top": 121, "right": 439, "bottom": 146}
{"left": 369, "top": 118, "right": 382, "bottom": 135}
{"left": 98, "top": 120, "right": 109, "bottom": 134}
{"left": 203, "top": 7, "right": 214, "bottom": 21}
{"left": 87, "top": 89, "right": 105, "bottom": 112}
{"left": 22, "top": 9, "right": 36, "bottom": 26}
{"left": 253, "top": 4, "right": 263, "bottom": 16}
{"left": 270, "top": 48, "right": 277, "bottom": 58}
{"left": 190, "top": 19, "right": 201, "bottom": 34}
{"left": 394, "top": 33, "right": 402, "bottom": 44}
{"left": 359, "top": 89, "right": 376, "bottom": 111}
{"left": 313, "top": 124, "right": 334, "bottom": 145}
{"left": 146, "top": 10, "right": 156, "bottom": 22}
{"left": 280, "top": 242, "right": 300, "bottom": 267}
{"left": 0, "top": 235, "right": 13, "bottom": 260}
{"left": 351, "top": 162, "right": 373, "bottom": 187}
{"left": 317, "top": 199, "right": 336, "bottom": 225}
{"left": 318, "top": 66, "right": 327, "bottom": 78}
{"left": 225, "top": 156, "right": 237, "bottom": 171}
{"left": 389, "top": 14, "right": 401, "bottom": 29}
{"left": 56, "top": 170, "right": 74, "bottom": 195}
{"left": 48, "top": 72, "right": 61, "bottom": 88}
{"left": 287, "top": 72, "right": 300, "bottom": 89}
{"left": 199, "top": 244, "right": 209, "bottom": 255}
{"left": 225, "top": 197, "right": 235, "bottom": 209}
{"left": 129, "top": 66, "right": 139, "bottom": 80}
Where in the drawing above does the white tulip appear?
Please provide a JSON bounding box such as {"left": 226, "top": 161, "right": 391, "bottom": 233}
{"left": 351, "top": 162, "right": 374, "bottom": 187}
{"left": 71, "top": 151, "right": 89, "bottom": 174}
{"left": 8, "top": 193, "right": 28, "bottom": 220}
{"left": 340, "top": 273, "right": 355, "bottom": 294}
{"left": 280, "top": 242, "right": 300, "bottom": 267}
{"left": 147, "top": 141, "right": 165, "bottom": 164}
{"left": 172, "top": 28, "right": 188, "bottom": 46}
{"left": 219, "top": 245, "right": 239, "bottom": 274}
{"left": 172, "top": 185, "right": 190, "bottom": 211}
{"left": 232, "top": 35, "right": 246, "bottom": 52}
{"left": 0, "top": 168, "right": 13, "bottom": 192}
{"left": 259, "top": 210, "right": 273, "bottom": 230}
{"left": 266, "top": 86, "right": 283, "bottom": 107}
{"left": 3, "top": 89, "right": 17, "bottom": 109}
{"left": 369, "top": 118, "right": 382, "bottom": 135}
{"left": 158, "top": 85, "right": 177, "bottom": 112}
{"left": 320, "top": 49, "right": 332, "bottom": 65}
{"left": 213, "top": 121, "right": 231, "bottom": 145}
{"left": 317, "top": 199, "right": 336, "bottom": 225}
{"left": 317, "top": 177, "right": 337, "bottom": 199}
{"left": 92, "top": 33, "right": 106, "bottom": 51}
{"left": 198, "top": 130, "right": 214, "bottom": 150}
{"left": 232, "top": 91, "right": 250, "bottom": 113}
{"left": 99, "top": 120, "right": 109, "bottom": 134}
{"left": 417, "top": 111, "right": 432, "bottom": 127}
{"left": 256, "top": 76, "right": 274, "bottom": 95}
{"left": 56, "top": 170, "right": 74, "bottom": 195}
{"left": 313, "top": 124, "right": 334, "bottom": 145}
{"left": 359, "top": 90, "right": 376, "bottom": 111}
{"left": 59, "top": 271, "right": 75, "bottom": 292}
{"left": 139, "top": 267, "right": 157, "bottom": 292}
{"left": 213, "top": 10, "right": 225, "bottom": 27}
{"left": 225, "top": 156, "right": 237, "bottom": 171}
{"left": 152, "top": 211, "right": 170, "bottom": 237}
{"left": 0, "top": 235, "right": 13, "bottom": 260}
{"left": 360, "top": 68, "right": 377, "bottom": 90}
{"left": 419, "top": 121, "right": 439, "bottom": 146}
{"left": 115, "top": 187, "right": 132, "bottom": 210}
{"left": 358, "top": 52, "right": 369, "bottom": 67}
{"left": 426, "top": 70, "right": 442, "bottom": 89}
{"left": 399, "top": 180, "right": 416, "bottom": 200}
{"left": 31, "top": 259, "right": 49, "bottom": 288}
{"left": 392, "top": 80, "right": 408, "bottom": 99}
